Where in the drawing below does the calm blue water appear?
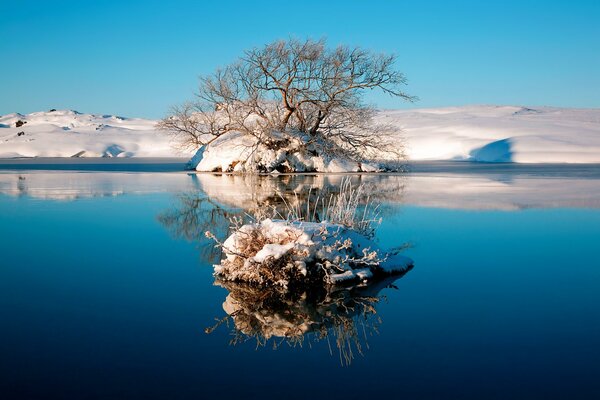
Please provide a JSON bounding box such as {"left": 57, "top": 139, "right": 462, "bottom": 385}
{"left": 1, "top": 171, "right": 599, "bottom": 399}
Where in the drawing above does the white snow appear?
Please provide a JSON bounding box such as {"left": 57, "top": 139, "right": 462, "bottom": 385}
{"left": 376, "top": 105, "right": 600, "bottom": 163}
{"left": 214, "top": 218, "right": 413, "bottom": 287}
{"left": 189, "top": 131, "right": 369, "bottom": 173}
{"left": 190, "top": 105, "right": 600, "bottom": 168}
{"left": 2, "top": 105, "right": 599, "bottom": 164}
{"left": 0, "top": 110, "right": 193, "bottom": 158}
{"left": 193, "top": 132, "right": 255, "bottom": 172}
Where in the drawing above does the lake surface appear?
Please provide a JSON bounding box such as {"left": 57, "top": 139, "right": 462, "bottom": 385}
{"left": 1, "top": 166, "right": 599, "bottom": 399}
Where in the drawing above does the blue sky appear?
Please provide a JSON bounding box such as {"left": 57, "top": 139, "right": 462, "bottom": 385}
{"left": 1, "top": 0, "right": 599, "bottom": 118}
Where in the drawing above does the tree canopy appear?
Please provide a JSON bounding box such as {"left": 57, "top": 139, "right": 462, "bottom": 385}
{"left": 160, "top": 38, "right": 414, "bottom": 164}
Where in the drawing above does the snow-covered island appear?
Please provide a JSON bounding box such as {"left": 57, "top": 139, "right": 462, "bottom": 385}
{"left": 212, "top": 218, "right": 412, "bottom": 287}
{"left": 206, "top": 179, "right": 412, "bottom": 288}
{"left": 2, "top": 105, "right": 600, "bottom": 167}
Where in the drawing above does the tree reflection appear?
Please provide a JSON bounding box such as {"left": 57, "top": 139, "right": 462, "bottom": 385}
{"left": 158, "top": 192, "right": 236, "bottom": 263}
{"left": 157, "top": 174, "right": 407, "bottom": 264}
{"left": 207, "top": 270, "right": 411, "bottom": 365}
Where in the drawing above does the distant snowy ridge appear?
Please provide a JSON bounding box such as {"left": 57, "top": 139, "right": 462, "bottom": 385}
{"left": 1, "top": 106, "right": 599, "bottom": 163}
{"left": 0, "top": 109, "right": 191, "bottom": 158}
{"left": 378, "top": 105, "right": 600, "bottom": 163}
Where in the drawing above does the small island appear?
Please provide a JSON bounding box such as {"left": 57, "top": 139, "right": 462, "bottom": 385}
{"left": 207, "top": 178, "right": 412, "bottom": 288}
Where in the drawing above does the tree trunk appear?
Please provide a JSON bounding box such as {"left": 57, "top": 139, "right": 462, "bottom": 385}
{"left": 281, "top": 107, "right": 295, "bottom": 130}
{"left": 309, "top": 111, "right": 323, "bottom": 135}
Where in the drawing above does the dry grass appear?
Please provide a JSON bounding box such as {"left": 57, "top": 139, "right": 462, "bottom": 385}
{"left": 276, "top": 177, "right": 381, "bottom": 237}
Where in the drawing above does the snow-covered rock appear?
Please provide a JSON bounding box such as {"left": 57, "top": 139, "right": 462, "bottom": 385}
{"left": 188, "top": 131, "right": 377, "bottom": 173}
{"left": 212, "top": 218, "right": 412, "bottom": 288}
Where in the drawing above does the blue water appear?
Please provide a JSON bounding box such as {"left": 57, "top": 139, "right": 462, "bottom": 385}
{"left": 1, "top": 171, "right": 599, "bottom": 399}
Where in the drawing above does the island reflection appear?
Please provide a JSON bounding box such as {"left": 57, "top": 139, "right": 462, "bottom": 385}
{"left": 207, "top": 272, "right": 411, "bottom": 365}
{"left": 158, "top": 175, "right": 411, "bottom": 364}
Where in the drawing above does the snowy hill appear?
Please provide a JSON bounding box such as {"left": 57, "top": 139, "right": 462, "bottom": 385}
{"left": 0, "top": 109, "right": 191, "bottom": 158}
{"left": 1, "top": 106, "right": 599, "bottom": 163}
{"left": 377, "top": 105, "right": 600, "bottom": 163}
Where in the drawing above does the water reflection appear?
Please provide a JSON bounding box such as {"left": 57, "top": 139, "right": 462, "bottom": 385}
{"left": 158, "top": 174, "right": 406, "bottom": 249}
{"left": 1, "top": 169, "right": 599, "bottom": 209}
{"left": 158, "top": 193, "right": 236, "bottom": 263}
{"left": 158, "top": 175, "right": 412, "bottom": 364}
{"left": 188, "top": 174, "right": 406, "bottom": 211}
{"left": 208, "top": 271, "right": 411, "bottom": 365}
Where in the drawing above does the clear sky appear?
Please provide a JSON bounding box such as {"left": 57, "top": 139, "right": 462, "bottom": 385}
{"left": 1, "top": 0, "right": 599, "bottom": 118}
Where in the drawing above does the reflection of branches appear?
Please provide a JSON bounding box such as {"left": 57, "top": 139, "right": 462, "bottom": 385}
{"left": 156, "top": 174, "right": 407, "bottom": 265}
{"left": 207, "top": 270, "right": 411, "bottom": 366}
{"left": 158, "top": 193, "right": 231, "bottom": 241}
{"left": 157, "top": 193, "right": 241, "bottom": 263}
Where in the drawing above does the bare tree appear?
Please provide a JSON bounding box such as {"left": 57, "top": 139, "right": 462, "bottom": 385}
{"left": 159, "top": 38, "right": 415, "bottom": 163}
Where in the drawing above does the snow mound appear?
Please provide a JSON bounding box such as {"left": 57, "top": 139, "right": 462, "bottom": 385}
{"left": 213, "top": 219, "right": 412, "bottom": 288}
{"left": 0, "top": 110, "right": 192, "bottom": 158}
{"left": 190, "top": 131, "right": 383, "bottom": 173}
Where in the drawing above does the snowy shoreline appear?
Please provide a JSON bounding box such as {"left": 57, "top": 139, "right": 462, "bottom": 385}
{"left": 2, "top": 105, "right": 600, "bottom": 164}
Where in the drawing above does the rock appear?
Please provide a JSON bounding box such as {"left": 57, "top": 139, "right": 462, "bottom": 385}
{"left": 15, "top": 120, "right": 27, "bottom": 128}
{"left": 17, "top": 131, "right": 25, "bottom": 136}
{"left": 49, "top": 109, "right": 57, "bottom": 112}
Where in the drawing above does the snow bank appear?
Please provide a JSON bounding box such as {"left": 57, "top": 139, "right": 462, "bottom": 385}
{"left": 212, "top": 218, "right": 412, "bottom": 288}
{"left": 376, "top": 105, "right": 600, "bottom": 163}
{"left": 0, "top": 110, "right": 193, "bottom": 158}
